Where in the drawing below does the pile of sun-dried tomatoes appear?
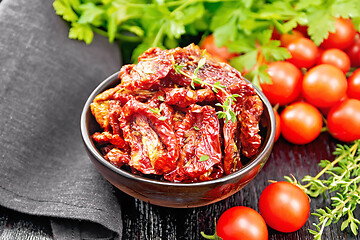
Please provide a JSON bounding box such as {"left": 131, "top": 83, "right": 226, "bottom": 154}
{"left": 90, "top": 44, "right": 264, "bottom": 182}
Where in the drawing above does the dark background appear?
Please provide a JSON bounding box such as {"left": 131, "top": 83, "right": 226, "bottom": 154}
{"left": 1, "top": 133, "right": 359, "bottom": 239}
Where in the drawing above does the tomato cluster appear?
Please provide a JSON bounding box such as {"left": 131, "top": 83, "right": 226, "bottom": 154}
{"left": 202, "top": 182, "right": 310, "bottom": 239}
{"left": 201, "top": 18, "right": 360, "bottom": 145}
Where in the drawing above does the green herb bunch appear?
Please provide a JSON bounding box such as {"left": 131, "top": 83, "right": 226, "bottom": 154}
{"left": 286, "top": 140, "right": 360, "bottom": 239}
{"left": 53, "top": 0, "right": 360, "bottom": 87}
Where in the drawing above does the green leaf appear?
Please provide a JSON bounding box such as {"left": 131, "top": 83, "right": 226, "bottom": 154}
{"left": 158, "top": 96, "right": 165, "bottom": 102}
{"left": 194, "top": 126, "right": 200, "bottom": 130}
{"left": 258, "top": 64, "right": 271, "bottom": 84}
{"left": 78, "top": 2, "right": 104, "bottom": 26}
{"left": 53, "top": 0, "right": 79, "bottom": 22}
{"left": 230, "top": 50, "right": 258, "bottom": 74}
{"left": 107, "top": 12, "right": 117, "bottom": 42}
{"left": 307, "top": 9, "right": 336, "bottom": 45}
{"left": 352, "top": 17, "right": 360, "bottom": 32}
{"left": 295, "top": 0, "right": 323, "bottom": 11}
{"left": 331, "top": 0, "right": 358, "bottom": 19}
{"left": 212, "top": 18, "right": 238, "bottom": 47}
{"left": 181, "top": 3, "right": 205, "bottom": 26}
{"left": 350, "top": 221, "right": 358, "bottom": 235}
{"left": 69, "top": 22, "right": 93, "bottom": 44}
{"left": 199, "top": 155, "right": 210, "bottom": 162}
{"left": 261, "top": 40, "right": 291, "bottom": 62}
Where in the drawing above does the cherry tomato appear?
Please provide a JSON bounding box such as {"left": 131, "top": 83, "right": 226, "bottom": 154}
{"left": 302, "top": 64, "right": 347, "bottom": 108}
{"left": 319, "top": 95, "right": 348, "bottom": 117}
{"left": 280, "top": 30, "right": 304, "bottom": 47}
{"left": 260, "top": 61, "right": 302, "bottom": 106}
{"left": 287, "top": 37, "right": 318, "bottom": 69}
{"left": 280, "top": 102, "right": 323, "bottom": 144}
{"left": 348, "top": 69, "right": 360, "bottom": 100}
{"left": 327, "top": 99, "right": 360, "bottom": 142}
{"left": 200, "top": 35, "right": 236, "bottom": 61}
{"left": 259, "top": 182, "right": 310, "bottom": 233}
{"left": 216, "top": 206, "right": 268, "bottom": 240}
{"left": 321, "top": 18, "right": 356, "bottom": 50}
{"left": 274, "top": 108, "right": 281, "bottom": 142}
{"left": 345, "top": 36, "right": 360, "bottom": 67}
{"left": 317, "top": 48, "right": 350, "bottom": 73}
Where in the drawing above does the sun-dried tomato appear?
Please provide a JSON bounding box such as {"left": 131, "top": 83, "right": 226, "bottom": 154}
{"left": 239, "top": 95, "right": 263, "bottom": 157}
{"left": 164, "top": 87, "right": 215, "bottom": 108}
{"left": 164, "top": 104, "right": 222, "bottom": 182}
{"left": 119, "top": 99, "right": 179, "bottom": 175}
{"left": 119, "top": 48, "right": 174, "bottom": 91}
{"left": 91, "top": 44, "right": 264, "bottom": 182}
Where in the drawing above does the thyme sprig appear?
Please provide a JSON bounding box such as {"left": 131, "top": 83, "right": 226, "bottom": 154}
{"left": 173, "top": 58, "right": 239, "bottom": 123}
{"left": 286, "top": 140, "right": 360, "bottom": 239}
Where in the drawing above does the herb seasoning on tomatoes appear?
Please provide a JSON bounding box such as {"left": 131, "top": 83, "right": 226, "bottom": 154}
{"left": 90, "top": 44, "right": 264, "bottom": 182}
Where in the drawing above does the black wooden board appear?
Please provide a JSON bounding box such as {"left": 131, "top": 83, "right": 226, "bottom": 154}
{"left": 1, "top": 133, "right": 359, "bottom": 239}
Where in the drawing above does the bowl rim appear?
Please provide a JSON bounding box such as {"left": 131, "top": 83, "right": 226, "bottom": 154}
{"left": 80, "top": 71, "right": 276, "bottom": 187}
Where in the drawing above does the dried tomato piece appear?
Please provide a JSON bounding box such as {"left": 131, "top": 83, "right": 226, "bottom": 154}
{"left": 168, "top": 44, "right": 254, "bottom": 92}
{"left": 239, "top": 95, "right": 263, "bottom": 157}
{"left": 223, "top": 120, "right": 242, "bottom": 175}
{"left": 92, "top": 131, "right": 127, "bottom": 149}
{"left": 120, "top": 99, "right": 179, "bottom": 175}
{"left": 164, "top": 87, "right": 215, "bottom": 108}
{"left": 104, "top": 148, "right": 130, "bottom": 168}
{"left": 119, "top": 48, "right": 174, "bottom": 91}
{"left": 164, "top": 104, "right": 222, "bottom": 182}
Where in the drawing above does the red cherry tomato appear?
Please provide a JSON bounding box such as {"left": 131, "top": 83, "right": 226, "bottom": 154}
{"left": 260, "top": 61, "right": 302, "bottom": 106}
{"left": 317, "top": 48, "right": 350, "bottom": 73}
{"left": 259, "top": 182, "right": 310, "bottom": 233}
{"left": 327, "top": 99, "right": 360, "bottom": 142}
{"left": 216, "top": 207, "right": 268, "bottom": 240}
{"left": 274, "top": 109, "right": 281, "bottom": 142}
{"left": 319, "top": 95, "right": 348, "bottom": 117}
{"left": 280, "top": 30, "right": 304, "bottom": 47}
{"left": 345, "top": 36, "right": 360, "bottom": 67}
{"left": 280, "top": 102, "right": 323, "bottom": 144}
{"left": 321, "top": 18, "right": 356, "bottom": 50}
{"left": 200, "top": 35, "right": 236, "bottom": 61}
{"left": 287, "top": 37, "right": 319, "bottom": 69}
{"left": 348, "top": 69, "right": 360, "bottom": 100}
{"left": 302, "top": 64, "right": 347, "bottom": 108}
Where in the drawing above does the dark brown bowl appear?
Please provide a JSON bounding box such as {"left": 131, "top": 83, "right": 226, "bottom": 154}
{"left": 80, "top": 71, "right": 275, "bottom": 208}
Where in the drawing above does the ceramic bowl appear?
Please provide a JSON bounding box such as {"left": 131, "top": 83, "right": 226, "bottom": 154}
{"left": 80, "top": 71, "right": 275, "bottom": 208}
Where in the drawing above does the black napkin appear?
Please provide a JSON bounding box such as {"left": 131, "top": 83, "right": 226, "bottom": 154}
{"left": 0, "top": 0, "right": 123, "bottom": 239}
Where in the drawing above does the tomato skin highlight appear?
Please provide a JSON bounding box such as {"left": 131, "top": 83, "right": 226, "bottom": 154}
{"left": 287, "top": 37, "right": 318, "bottom": 69}
{"left": 327, "top": 99, "right": 360, "bottom": 142}
{"left": 216, "top": 206, "right": 268, "bottom": 240}
{"left": 302, "top": 64, "right": 347, "bottom": 108}
{"left": 348, "top": 68, "right": 360, "bottom": 100}
{"left": 321, "top": 18, "right": 356, "bottom": 50}
{"left": 261, "top": 61, "right": 302, "bottom": 106}
{"left": 280, "top": 102, "right": 323, "bottom": 145}
{"left": 259, "top": 182, "right": 310, "bottom": 233}
{"left": 317, "top": 48, "right": 350, "bottom": 73}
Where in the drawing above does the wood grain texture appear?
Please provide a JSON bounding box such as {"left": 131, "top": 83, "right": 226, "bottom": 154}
{"left": 1, "top": 133, "right": 359, "bottom": 239}
{"left": 119, "top": 133, "right": 360, "bottom": 240}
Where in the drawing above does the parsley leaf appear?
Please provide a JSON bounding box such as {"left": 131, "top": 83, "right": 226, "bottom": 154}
{"left": 53, "top": 0, "right": 79, "bottom": 22}
{"left": 69, "top": 22, "right": 93, "bottom": 44}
